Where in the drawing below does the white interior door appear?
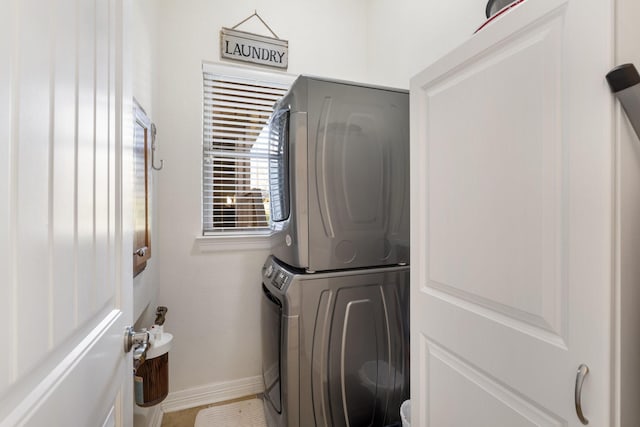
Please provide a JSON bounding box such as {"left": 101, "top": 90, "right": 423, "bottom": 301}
{"left": 0, "top": 0, "right": 134, "bottom": 426}
{"left": 410, "top": 0, "right": 614, "bottom": 425}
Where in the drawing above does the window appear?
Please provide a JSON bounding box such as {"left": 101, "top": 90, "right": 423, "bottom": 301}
{"left": 202, "top": 63, "right": 294, "bottom": 235}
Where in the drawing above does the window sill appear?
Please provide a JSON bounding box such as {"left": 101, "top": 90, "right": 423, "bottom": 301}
{"left": 194, "top": 233, "right": 272, "bottom": 253}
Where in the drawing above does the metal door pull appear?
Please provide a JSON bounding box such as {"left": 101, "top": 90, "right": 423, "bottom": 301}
{"left": 575, "top": 364, "right": 589, "bottom": 425}
{"left": 135, "top": 247, "right": 148, "bottom": 257}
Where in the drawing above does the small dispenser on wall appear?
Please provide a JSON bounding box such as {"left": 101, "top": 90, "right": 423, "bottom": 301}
{"left": 133, "top": 306, "right": 173, "bottom": 407}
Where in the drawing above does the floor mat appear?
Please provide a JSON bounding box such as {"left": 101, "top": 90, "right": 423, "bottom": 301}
{"left": 194, "top": 399, "right": 267, "bottom": 427}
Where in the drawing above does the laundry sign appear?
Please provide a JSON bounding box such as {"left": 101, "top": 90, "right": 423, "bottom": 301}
{"left": 220, "top": 28, "right": 288, "bottom": 70}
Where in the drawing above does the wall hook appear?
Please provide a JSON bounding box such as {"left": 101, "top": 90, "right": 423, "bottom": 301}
{"left": 150, "top": 123, "right": 164, "bottom": 171}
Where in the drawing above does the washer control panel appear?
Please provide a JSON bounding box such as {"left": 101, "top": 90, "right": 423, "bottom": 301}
{"left": 272, "top": 270, "right": 288, "bottom": 290}
{"left": 265, "top": 264, "right": 274, "bottom": 278}
{"left": 262, "top": 258, "right": 292, "bottom": 291}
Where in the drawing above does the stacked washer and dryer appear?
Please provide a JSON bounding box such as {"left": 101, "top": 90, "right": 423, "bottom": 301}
{"left": 261, "top": 76, "right": 410, "bottom": 427}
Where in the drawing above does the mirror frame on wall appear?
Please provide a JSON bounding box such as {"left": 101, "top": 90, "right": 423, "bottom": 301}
{"left": 133, "top": 99, "right": 152, "bottom": 276}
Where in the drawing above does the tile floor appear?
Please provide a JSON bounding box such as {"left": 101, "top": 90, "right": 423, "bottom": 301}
{"left": 160, "top": 395, "right": 261, "bottom": 427}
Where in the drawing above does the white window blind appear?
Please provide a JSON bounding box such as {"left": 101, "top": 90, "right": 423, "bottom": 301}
{"left": 202, "top": 65, "right": 292, "bottom": 235}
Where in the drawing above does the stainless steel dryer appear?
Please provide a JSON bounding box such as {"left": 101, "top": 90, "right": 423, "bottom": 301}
{"left": 261, "top": 256, "right": 409, "bottom": 427}
{"left": 267, "top": 76, "right": 410, "bottom": 273}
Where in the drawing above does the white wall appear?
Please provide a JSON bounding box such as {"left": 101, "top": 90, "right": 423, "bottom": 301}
{"left": 133, "top": 0, "right": 156, "bottom": 121}
{"left": 132, "top": 1, "right": 161, "bottom": 425}
{"left": 365, "top": 0, "right": 486, "bottom": 88}
{"left": 615, "top": 1, "right": 640, "bottom": 425}
{"left": 132, "top": 0, "right": 159, "bottom": 327}
{"left": 618, "top": 92, "right": 640, "bottom": 427}
{"left": 152, "top": 0, "right": 368, "bottom": 395}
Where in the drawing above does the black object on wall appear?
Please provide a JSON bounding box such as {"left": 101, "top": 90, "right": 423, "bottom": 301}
{"left": 607, "top": 63, "right": 640, "bottom": 141}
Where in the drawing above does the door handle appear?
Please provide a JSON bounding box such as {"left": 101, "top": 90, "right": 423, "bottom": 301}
{"left": 123, "top": 326, "right": 149, "bottom": 354}
{"left": 575, "top": 364, "right": 589, "bottom": 425}
{"left": 124, "top": 326, "right": 150, "bottom": 369}
{"left": 134, "top": 247, "right": 148, "bottom": 257}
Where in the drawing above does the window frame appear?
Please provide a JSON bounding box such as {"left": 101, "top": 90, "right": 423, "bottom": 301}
{"left": 200, "top": 62, "right": 296, "bottom": 239}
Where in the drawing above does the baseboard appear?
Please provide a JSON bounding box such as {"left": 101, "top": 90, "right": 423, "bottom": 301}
{"left": 148, "top": 406, "right": 163, "bottom": 427}
{"left": 160, "top": 375, "right": 264, "bottom": 414}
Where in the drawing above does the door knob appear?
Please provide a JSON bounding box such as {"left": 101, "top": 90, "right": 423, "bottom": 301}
{"left": 134, "top": 247, "right": 148, "bottom": 257}
{"left": 575, "top": 364, "right": 589, "bottom": 425}
{"left": 123, "top": 327, "right": 149, "bottom": 354}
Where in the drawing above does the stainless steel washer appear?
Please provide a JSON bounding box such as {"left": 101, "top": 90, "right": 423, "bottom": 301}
{"left": 261, "top": 256, "right": 409, "bottom": 427}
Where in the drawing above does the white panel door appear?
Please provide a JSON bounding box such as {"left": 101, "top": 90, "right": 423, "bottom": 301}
{"left": 0, "top": 0, "right": 134, "bottom": 426}
{"left": 410, "top": 0, "right": 613, "bottom": 425}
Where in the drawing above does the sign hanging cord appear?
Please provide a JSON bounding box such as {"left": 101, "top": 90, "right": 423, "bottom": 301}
{"left": 231, "top": 10, "right": 280, "bottom": 39}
